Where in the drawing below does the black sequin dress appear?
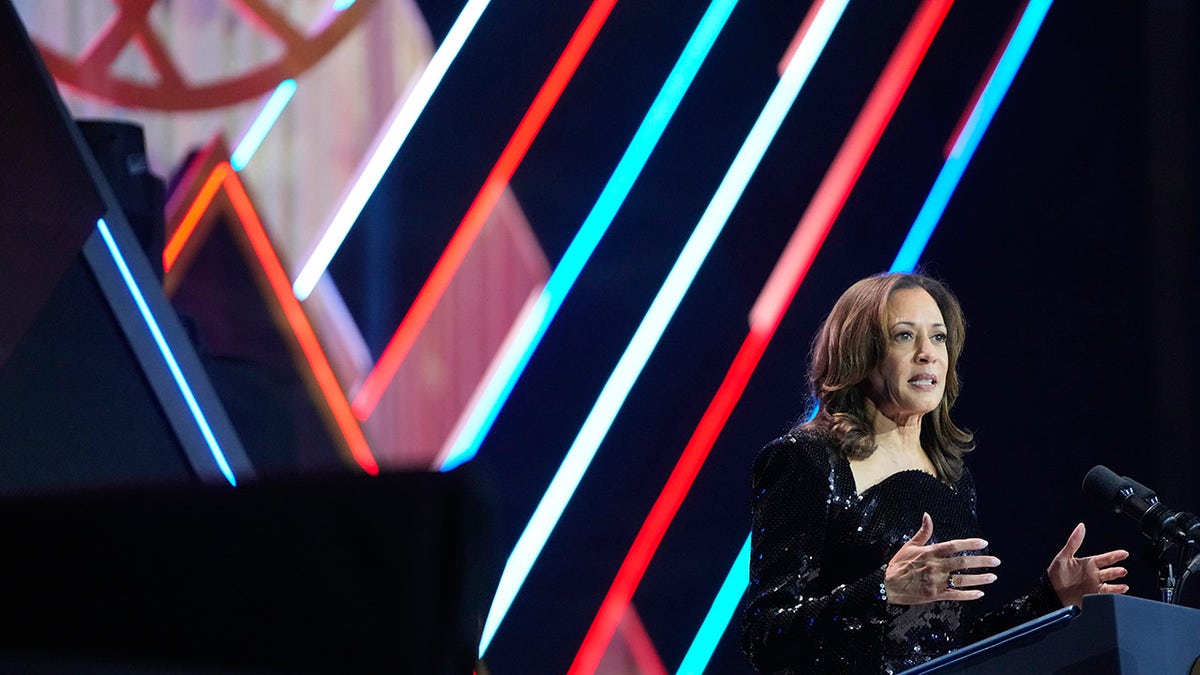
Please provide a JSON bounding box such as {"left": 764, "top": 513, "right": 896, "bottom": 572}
{"left": 741, "top": 430, "right": 1060, "bottom": 674}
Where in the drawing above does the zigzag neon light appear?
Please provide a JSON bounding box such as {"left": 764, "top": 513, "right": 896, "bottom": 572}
{"left": 292, "top": 0, "right": 492, "bottom": 299}
{"left": 230, "top": 79, "right": 297, "bottom": 172}
{"left": 681, "top": 1, "right": 1054, "bottom": 668}
{"left": 474, "top": 0, "right": 744, "bottom": 651}
{"left": 440, "top": 0, "right": 740, "bottom": 472}
{"left": 162, "top": 161, "right": 379, "bottom": 475}
{"left": 478, "top": 0, "right": 849, "bottom": 661}
{"left": 350, "top": 0, "right": 620, "bottom": 418}
{"left": 221, "top": 166, "right": 380, "bottom": 475}
{"left": 96, "top": 218, "right": 238, "bottom": 486}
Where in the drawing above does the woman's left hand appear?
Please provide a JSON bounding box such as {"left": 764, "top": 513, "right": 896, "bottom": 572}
{"left": 1047, "top": 522, "right": 1130, "bottom": 608}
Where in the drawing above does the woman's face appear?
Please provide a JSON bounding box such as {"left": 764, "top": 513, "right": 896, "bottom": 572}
{"left": 866, "top": 287, "right": 949, "bottom": 425}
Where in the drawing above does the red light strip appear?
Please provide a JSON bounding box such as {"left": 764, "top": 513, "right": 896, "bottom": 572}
{"left": 567, "top": 1, "right": 955, "bottom": 670}
{"left": 220, "top": 165, "right": 380, "bottom": 475}
{"left": 352, "top": 0, "right": 620, "bottom": 419}
{"left": 750, "top": 0, "right": 953, "bottom": 329}
{"left": 163, "top": 164, "right": 228, "bottom": 272}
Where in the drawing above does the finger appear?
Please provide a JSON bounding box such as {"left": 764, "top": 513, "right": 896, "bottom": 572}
{"left": 1098, "top": 567, "right": 1128, "bottom": 583}
{"left": 948, "top": 572, "right": 998, "bottom": 589}
{"left": 906, "top": 512, "right": 935, "bottom": 547}
{"left": 946, "top": 554, "right": 1002, "bottom": 571}
{"left": 1098, "top": 583, "right": 1129, "bottom": 595}
{"left": 927, "top": 538, "right": 991, "bottom": 557}
{"left": 1056, "top": 522, "right": 1085, "bottom": 559}
{"left": 1087, "top": 549, "right": 1130, "bottom": 568}
{"left": 943, "top": 589, "right": 986, "bottom": 601}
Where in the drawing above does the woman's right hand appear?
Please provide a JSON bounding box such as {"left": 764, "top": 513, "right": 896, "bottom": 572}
{"left": 884, "top": 512, "right": 1001, "bottom": 605}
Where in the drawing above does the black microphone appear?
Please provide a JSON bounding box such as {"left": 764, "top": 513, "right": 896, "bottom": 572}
{"left": 1082, "top": 465, "right": 1196, "bottom": 547}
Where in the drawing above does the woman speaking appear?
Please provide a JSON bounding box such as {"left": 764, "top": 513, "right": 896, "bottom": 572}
{"left": 741, "top": 273, "right": 1129, "bottom": 673}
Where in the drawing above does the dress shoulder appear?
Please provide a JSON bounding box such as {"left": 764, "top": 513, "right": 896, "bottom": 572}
{"left": 751, "top": 428, "right": 836, "bottom": 482}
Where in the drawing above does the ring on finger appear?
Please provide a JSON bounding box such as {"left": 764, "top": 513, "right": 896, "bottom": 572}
{"left": 946, "top": 573, "right": 957, "bottom": 590}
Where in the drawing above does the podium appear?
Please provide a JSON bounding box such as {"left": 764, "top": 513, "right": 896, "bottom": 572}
{"left": 907, "top": 594, "right": 1200, "bottom": 674}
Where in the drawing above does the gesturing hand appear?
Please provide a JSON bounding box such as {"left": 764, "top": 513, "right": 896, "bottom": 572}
{"left": 885, "top": 512, "right": 1001, "bottom": 605}
{"left": 1047, "top": 523, "right": 1129, "bottom": 608}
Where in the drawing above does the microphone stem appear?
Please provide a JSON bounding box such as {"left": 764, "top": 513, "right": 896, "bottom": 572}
{"left": 1160, "top": 561, "right": 1176, "bottom": 604}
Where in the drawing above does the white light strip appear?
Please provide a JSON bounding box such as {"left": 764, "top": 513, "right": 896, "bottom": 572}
{"left": 293, "top": 0, "right": 493, "bottom": 299}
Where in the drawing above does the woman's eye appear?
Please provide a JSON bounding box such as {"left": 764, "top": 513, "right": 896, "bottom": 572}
{"left": 893, "top": 331, "right": 913, "bottom": 341}
{"left": 932, "top": 333, "right": 948, "bottom": 343}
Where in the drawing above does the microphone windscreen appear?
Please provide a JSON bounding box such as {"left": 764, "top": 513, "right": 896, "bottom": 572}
{"left": 1082, "top": 465, "right": 1126, "bottom": 504}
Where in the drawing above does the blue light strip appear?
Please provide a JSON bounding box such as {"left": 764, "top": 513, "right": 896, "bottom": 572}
{"left": 443, "top": 0, "right": 742, "bottom": 472}
{"left": 231, "top": 79, "right": 297, "bottom": 172}
{"left": 684, "top": 2, "right": 1055, "bottom": 665}
{"left": 95, "top": 219, "right": 238, "bottom": 486}
{"left": 293, "top": 0, "right": 493, "bottom": 299}
{"left": 333, "top": 0, "right": 356, "bottom": 10}
{"left": 476, "top": 0, "right": 849, "bottom": 656}
{"left": 677, "top": 535, "right": 750, "bottom": 675}
{"left": 891, "top": 0, "right": 1053, "bottom": 272}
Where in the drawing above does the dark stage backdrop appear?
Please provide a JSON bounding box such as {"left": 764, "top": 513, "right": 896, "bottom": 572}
{"left": 331, "top": 1, "right": 1195, "bottom": 672}
{"left": 2, "top": 0, "right": 1196, "bottom": 673}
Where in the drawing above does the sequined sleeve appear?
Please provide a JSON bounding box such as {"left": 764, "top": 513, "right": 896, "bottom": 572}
{"left": 741, "top": 436, "right": 889, "bottom": 672}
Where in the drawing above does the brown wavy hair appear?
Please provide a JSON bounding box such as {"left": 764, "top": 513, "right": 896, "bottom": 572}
{"left": 797, "top": 273, "right": 974, "bottom": 482}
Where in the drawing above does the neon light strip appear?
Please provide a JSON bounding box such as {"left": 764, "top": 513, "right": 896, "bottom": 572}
{"left": 568, "top": 327, "right": 768, "bottom": 675}
{"left": 351, "top": 0, "right": 619, "bottom": 419}
{"left": 676, "top": 535, "right": 750, "bottom": 675}
{"left": 573, "top": 0, "right": 959, "bottom": 668}
{"left": 292, "top": 0, "right": 492, "bottom": 299}
{"left": 440, "top": 0, "right": 740, "bottom": 472}
{"left": 163, "top": 166, "right": 227, "bottom": 272}
{"left": 96, "top": 218, "right": 238, "bottom": 486}
{"left": 480, "top": 0, "right": 850, "bottom": 661}
{"left": 219, "top": 166, "right": 380, "bottom": 475}
{"left": 162, "top": 160, "right": 380, "bottom": 474}
{"left": 750, "top": 0, "right": 954, "bottom": 329}
{"left": 680, "top": 1, "right": 1054, "bottom": 665}
{"left": 230, "top": 79, "right": 297, "bottom": 172}
{"left": 893, "top": 0, "right": 1053, "bottom": 272}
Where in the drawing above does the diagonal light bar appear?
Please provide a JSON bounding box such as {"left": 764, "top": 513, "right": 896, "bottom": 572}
{"left": 292, "top": 0, "right": 492, "bottom": 299}
{"left": 230, "top": 79, "right": 297, "bottom": 172}
{"left": 351, "top": 0, "right": 620, "bottom": 418}
{"left": 892, "top": 0, "right": 1053, "bottom": 272}
{"left": 749, "top": 0, "right": 954, "bottom": 328}
{"left": 163, "top": 166, "right": 227, "bottom": 272}
{"left": 440, "top": 0, "right": 741, "bottom": 472}
{"left": 676, "top": 534, "right": 750, "bottom": 675}
{"left": 573, "top": 0, "right": 960, "bottom": 669}
{"left": 681, "top": 0, "right": 1054, "bottom": 666}
{"left": 220, "top": 166, "right": 380, "bottom": 475}
{"left": 96, "top": 218, "right": 238, "bottom": 486}
{"left": 479, "top": 0, "right": 850, "bottom": 660}
{"left": 474, "top": 0, "right": 746, "bottom": 650}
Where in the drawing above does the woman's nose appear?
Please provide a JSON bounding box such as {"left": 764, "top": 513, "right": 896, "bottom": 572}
{"left": 915, "top": 337, "right": 937, "bottom": 362}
